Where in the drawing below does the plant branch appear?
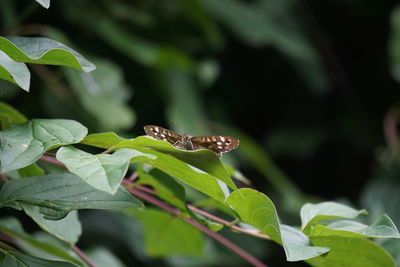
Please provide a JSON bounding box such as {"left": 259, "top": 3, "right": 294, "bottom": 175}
{"left": 126, "top": 187, "right": 267, "bottom": 267}
{"left": 0, "top": 173, "right": 10, "bottom": 183}
{"left": 72, "top": 245, "right": 96, "bottom": 267}
{"left": 39, "top": 154, "right": 270, "bottom": 265}
{"left": 0, "top": 240, "right": 20, "bottom": 253}
{"left": 131, "top": 183, "right": 270, "bottom": 240}
{"left": 40, "top": 155, "right": 65, "bottom": 166}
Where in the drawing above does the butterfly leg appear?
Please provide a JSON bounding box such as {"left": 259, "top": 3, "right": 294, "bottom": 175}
{"left": 173, "top": 140, "right": 185, "bottom": 150}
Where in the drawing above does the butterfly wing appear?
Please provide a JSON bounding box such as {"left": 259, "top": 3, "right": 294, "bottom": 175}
{"left": 191, "top": 136, "right": 239, "bottom": 157}
{"left": 143, "top": 125, "right": 182, "bottom": 145}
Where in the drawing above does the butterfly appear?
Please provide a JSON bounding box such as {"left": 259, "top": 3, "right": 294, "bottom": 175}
{"left": 143, "top": 125, "right": 239, "bottom": 158}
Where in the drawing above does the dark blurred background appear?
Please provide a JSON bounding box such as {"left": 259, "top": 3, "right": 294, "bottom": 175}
{"left": 1, "top": 0, "right": 400, "bottom": 266}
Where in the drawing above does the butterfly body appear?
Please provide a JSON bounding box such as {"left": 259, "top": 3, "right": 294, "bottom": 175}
{"left": 143, "top": 125, "right": 239, "bottom": 158}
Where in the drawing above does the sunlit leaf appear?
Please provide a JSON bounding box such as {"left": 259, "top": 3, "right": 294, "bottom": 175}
{"left": 300, "top": 201, "right": 367, "bottom": 233}
{"left": 56, "top": 146, "right": 134, "bottom": 194}
{"left": 0, "top": 37, "right": 95, "bottom": 72}
{"left": 0, "top": 50, "right": 30, "bottom": 91}
{"left": 82, "top": 133, "right": 235, "bottom": 202}
{"left": 0, "top": 119, "right": 88, "bottom": 173}
{"left": 307, "top": 236, "right": 396, "bottom": 267}
{"left": 226, "top": 188, "right": 281, "bottom": 243}
{"left": 280, "top": 225, "right": 329, "bottom": 261}
{"left": 311, "top": 214, "right": 400, "bottom": 239}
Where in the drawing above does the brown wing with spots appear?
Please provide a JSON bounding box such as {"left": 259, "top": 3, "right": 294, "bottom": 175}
{"left": 190, "top": 136, "right": 239, "bottom": 156}
{"left": 143, "top": 125, "right": 182, "bottom": 145}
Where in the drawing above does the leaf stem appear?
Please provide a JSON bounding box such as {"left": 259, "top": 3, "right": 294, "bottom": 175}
{"left": 126, "top": 187, "right": 268, "bottom": 267}
{"left": 0, "top": 173, "right": 9, "bottom": 183}
{"left": 72, "top": 245, "right": 96, "bottom": 267}
{"left": 131, "top": 183, "right": 271, "bottom": 240}
{"left": 40, "top": 155, "right": 65, "bottom": 166}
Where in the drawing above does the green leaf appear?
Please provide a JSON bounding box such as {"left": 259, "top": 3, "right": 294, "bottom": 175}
{"left": 128, "top": 208, "right": 204, "bottom": 257}
{"left": 0, "top": 217, "right": 82, "bottom": 266}
{"left": 300, "top": 201, "right": 367, "bottom": 233}
{"left": 226, "top": 188, "right": 329, "bottom": 261}
{"left": 83, "top": 133, "right": 236, "bottom": 191}
{"left": 82, "top": 133, "right": 233, "bottom": 202}
{"left": 280, "top": 225, "right": 329, "bottom": 262}
{"left": 16, "top": 164, "right": 45, "bottom": 178}
{"left": 137, "top": 167, "right": 186, "bottom": 210}
{"left": 0, "top": 173, "right": 143, "bottom": 220}
{"left": 124, "top": 136, "right": 236, "bottom": 191}
{"left": 0, "top": 50, "right": 30, "bottom": 91}
{"left": 307, "top": 236, "right": 396, "bottom": 267}
{"left": 21, "top": 203, "right": 82, "bottom": 245}
{"left": 311, "top": 214, "right": 400, "bottom": 239}
{"left": 35, "top": 0, "right": 50, "bottom": 8}
{"left": 0, "top": 119, "right": 88, "bottom": 173}
{"left": 0, "top": 101, "right": 27, "bottom": 126}
{"left": 0, "top": 249, "right": 76, "bottom": 267}
{"left": 226, "top": 188, "right": 281, "bottom": 243}
{"left": 56, "top": 146, "right": 134, "bottom": 194}
{"left": 85, "top": 247, "right": 125, "bottom": 267}
{"left": 0, "top": 37, "right": 95, "bottom": 72}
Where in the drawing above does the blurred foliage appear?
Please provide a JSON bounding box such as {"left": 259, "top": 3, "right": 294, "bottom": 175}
{"left": 1, "top": 0, "right": 400, "bottom": 266}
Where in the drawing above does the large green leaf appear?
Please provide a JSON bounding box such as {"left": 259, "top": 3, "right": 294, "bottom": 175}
{"left": 56, "top": 146, "right": 134, "bottom": 194}
{"left": 127, "top": 208, "right": 204, "bottom": 257}
{"left": 0, "top": 37, "right": 95, "bottom": 72}
{"left": 0, "top": 50, "right": 30, "bottom": 91}
{"left": 0, "top": 217, "right": 82, "bottom": 266}
{"left": 0, "top": 119, "right": 88, "bottom": 173}
{"left": 0, "top": 173, "right": 142, "bottom": 220}
{"left": 226, "top": 188, "right": 281, "bottom": 243}
{"left": 226, "top": 188, "right": 329, "bottom": 261}
{"left": 83, "top": 133, "right": 237, "bottom": 191}
{"left": 82, "top": 133, "right": 233, "bottom": 202}
{"left": 280, "top": 225, "right": 329, "bottom": 262}
{"left": 0, "top": 249, "right": 76, "bottom": 267}
{"left": 21, "top": 203, "right": 82, "bottom": 245}
{"left": 307, "top": 236, "right": 396, "bottom": 267}
{"left": 311, "top": 214, "right": 400, "bottom": 239}
{"left": 300, "top": 201, "right": 367, "bottom": 233}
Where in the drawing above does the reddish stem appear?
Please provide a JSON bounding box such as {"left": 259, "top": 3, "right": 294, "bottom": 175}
{"left": 72, "top": 245, "right": 96, "bottom": 267}
{"left": 0, "top": 173, "right": 9, "bottom": 183}
{"left": 131, "top": 183, "right": 270, "bottom": 239}
{"left": 40, "top": 155, "right": 65, "bottom": 166}
{"left": 126, "top": 187, "right": 267, "bottom": 267}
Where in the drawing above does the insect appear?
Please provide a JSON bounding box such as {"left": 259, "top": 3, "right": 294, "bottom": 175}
{"left": 143, "top": 125, "right": 239, "bottom": 158}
